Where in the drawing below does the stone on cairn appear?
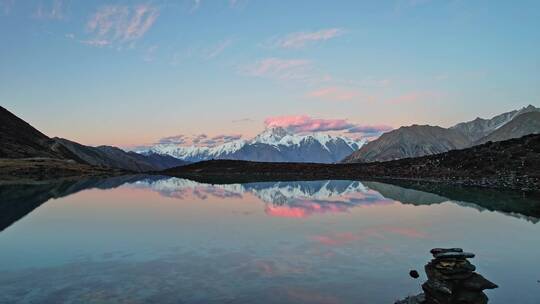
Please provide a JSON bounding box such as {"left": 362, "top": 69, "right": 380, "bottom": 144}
{"left": 395, "top": 248, "right": 497, "bottom": 304}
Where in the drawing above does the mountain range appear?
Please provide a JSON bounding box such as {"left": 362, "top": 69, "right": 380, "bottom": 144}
{"left": 343, "top": 105, "right": 540, "bottom": 163}
{"left": 2, "top": 103, "right": 539, "bottom": 175}
{"left": 141, "top": 127, "right": 366, "bottom": 163}
{"left": 0, "top": 106, "right": 187, "bottom": 172}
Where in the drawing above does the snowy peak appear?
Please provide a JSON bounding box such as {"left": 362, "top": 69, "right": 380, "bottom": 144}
{"left": 251, "top": 127, "right": 365, "bottom": 150}
{"left": 252, "top": 127, "right": 291, "bottom": 145}
{"left": 141, "top": 128, "right": 366, "bottom": 163}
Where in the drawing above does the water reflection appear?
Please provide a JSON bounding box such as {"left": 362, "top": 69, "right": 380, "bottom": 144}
{"left": 131, "top": 178, "right": 394, "bottom": 218}
{"left": 1, "top": 176, "right": 539, "bottom": 233}
{"left": 1, "top": 177, "right": 540, "bottom": 303}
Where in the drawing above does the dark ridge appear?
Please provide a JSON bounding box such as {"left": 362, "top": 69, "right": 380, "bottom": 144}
{"left": 163, "top": 134, "right": 540, "bottom": 191}
{"left": 0, "top": 106, "right": 187, "bottom": 174}
{"left": 0, "top": 106, "right": 87, "bottom": 162}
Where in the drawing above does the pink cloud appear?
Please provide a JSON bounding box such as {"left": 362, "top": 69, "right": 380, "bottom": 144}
{"left": 265, "top": 201, "right": 349, "bottom": 218}
{"left": 265, "top": 206, "right": 307, "bottom": 218}
{"left": 85, "top": 4, "right": 159, "bottom": 47}
{"left": 264, "top": 115, "right": 392, "bottom": 136}
{"left": 264, "top": 115, "right": 354, "bottom": 133}
{"left": 270, "top": 28, "right": 345, "bottom": 49}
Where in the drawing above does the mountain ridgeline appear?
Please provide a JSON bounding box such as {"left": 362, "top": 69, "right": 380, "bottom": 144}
{"left": 165, "top": 134, "right": 540, "bottom": 191}
{"left": 143, "top": 127, "right": 365, "bottom": 163}
{"left": 343, "top": 105, "right": 540, "bottom": 163}
{"left": 0, "top": 106, "right": 187, "bottom": 172}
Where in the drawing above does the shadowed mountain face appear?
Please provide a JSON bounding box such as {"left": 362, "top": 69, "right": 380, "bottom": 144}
{"left": 2, "top": 176, "right": 539, "bottom": 233}
{"left": 0, "top": 106, "right": 83, "bottom": 160}
{"left": 343, "top": 105, "right": 540, "bottom": 163}
{"left": 54, "top": 138, "right": 187, "bottom": 172}
{"left": 0, "top": 106, "right": 187, "bottom": 173}
{"left": 452, "top": 104, "right": 539, "bottom": 142}
{"left": 342, "top": 125, "right": 471, "bottom": 163}
{"left": 475, "top": 112, "right": 540, "bottom": 145}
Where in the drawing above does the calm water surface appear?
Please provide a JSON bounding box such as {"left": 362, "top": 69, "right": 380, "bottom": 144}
{"left": 0, "top": 177, "right": 539, "bottom": 303}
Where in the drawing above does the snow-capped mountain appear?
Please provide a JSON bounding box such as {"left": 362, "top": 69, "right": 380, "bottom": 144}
{"left": 140, "top": 127, "right": 366, "bottom": 163}
{"left": 131, "top": 177, "right": 378, "bottom": 205}
{"left": 129, "top": 178, "right": 389, "bottom": 218}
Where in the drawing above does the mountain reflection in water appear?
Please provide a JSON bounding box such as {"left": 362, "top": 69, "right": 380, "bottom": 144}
{"left": 1, "top": 176, "right": 540, "bottom": 304}
{"left": 1, "top": 176, "right": 539, "bottom": 232}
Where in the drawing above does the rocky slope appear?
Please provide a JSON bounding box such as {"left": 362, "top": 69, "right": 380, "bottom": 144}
{"left": 475, "top": 111, "right": 540, "bottom": 145}
{"left": 0, "top": 106, "right": 83, "bottom": 160}
{"left": 342, "top": 125, "right": 471, "bottom": 163}
{"left": 143, "top": 127, "right": 365, "bottom": 163}
{"left": 0, "top": 106, "right": 187, "bottom": 173}
{"left": 451, "top": 104, "right": 539, "bottom": 141}
{"left": 54, "top": 138, "right": 187, "bottom": 172}
{"left": 344, "top": 105, "right": 539, "bottom": 163}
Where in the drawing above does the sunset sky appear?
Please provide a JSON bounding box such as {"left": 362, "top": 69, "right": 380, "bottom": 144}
{"left": 1, "top": 0, "right": 539, "bottom": 148}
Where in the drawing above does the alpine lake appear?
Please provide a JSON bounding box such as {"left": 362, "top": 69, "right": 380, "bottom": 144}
{"left": 1, "top": 176, "right": 539, "bottom": 304}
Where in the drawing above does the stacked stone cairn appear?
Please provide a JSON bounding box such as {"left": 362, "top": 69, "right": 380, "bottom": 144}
{"left": 396, "top": 248, "right": 498, "bottom": 304}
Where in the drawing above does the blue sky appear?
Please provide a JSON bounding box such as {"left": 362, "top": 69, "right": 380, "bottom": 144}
{"left": 1, "top": 0, "right": 539, "bottom": 147}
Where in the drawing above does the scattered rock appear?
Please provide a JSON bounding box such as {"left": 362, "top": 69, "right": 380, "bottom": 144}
{"left": 395, "top": 248, "right": 497, "bottom": 304}
{"left": 410, "top": 270, "right": 420, "bottom": 279}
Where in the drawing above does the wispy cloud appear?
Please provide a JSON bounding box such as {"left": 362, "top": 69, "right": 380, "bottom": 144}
{"left": 157, "top": 133, "right": 243, "bottom": 147}
{"left": 84, "top": 4, "right": 159, "bottom": 47}
{"left": 33, "top": 0, "right": 67, "bottom": 20}
{"left": 190, "top": 0, "right": 245, "bottom": 12}
{"left": 205, "top": 38, "right": 233, "bottom": 59}
{"left": 242, "top": 57, "right": 312, "bottom": 81}
{"left": 158, "top": 134, "right": 187, "bottom": 145}
{"left": 264, "top": 115, "right": 392, "bottom": 136}
{"left": 265, "top": 28, "right": 344, "bottom": 49}
{"left": 307, "top": 86, "right": 365, "bottom": 102}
